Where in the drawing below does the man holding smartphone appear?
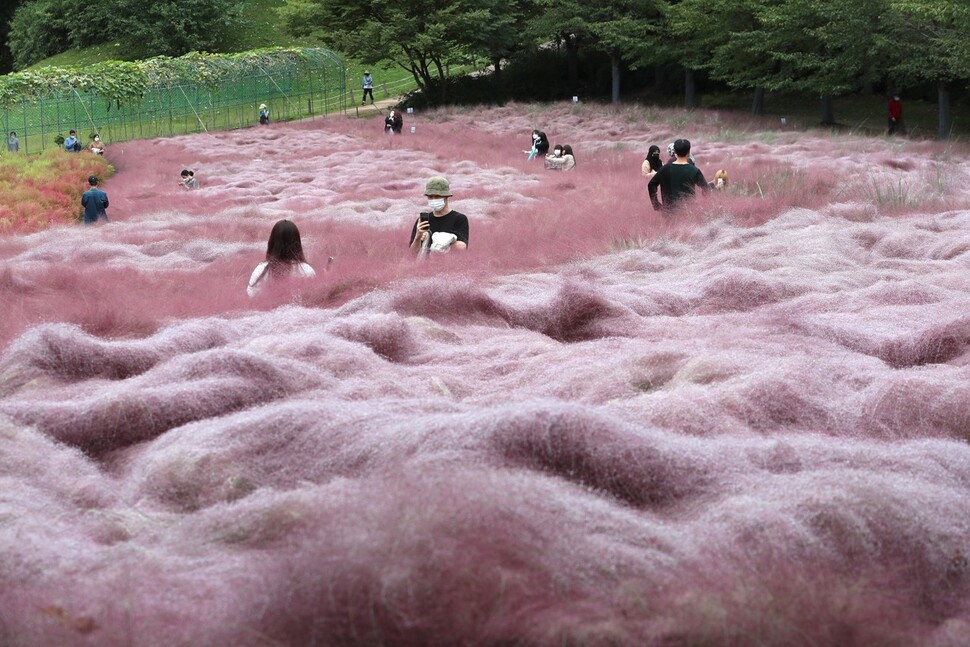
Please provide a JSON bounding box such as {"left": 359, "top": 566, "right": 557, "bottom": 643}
{"left": 408, "top": 176, "right": 469, "bottom": 256}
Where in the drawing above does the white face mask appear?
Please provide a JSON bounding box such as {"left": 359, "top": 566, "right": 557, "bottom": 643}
{"left": 553, "top": 150, "right": 562, "bottom": 157}
{"left": 716, "top": 178, "right": 724, "bottom": 188}
{"left": 94, "top": 136, "right": 100, "bottom": 142}
{"left": 533, "top": 134, "right": 539, "bottom": 141}
{"left": 427, "top": 198, "right": 446, "bottom": 212}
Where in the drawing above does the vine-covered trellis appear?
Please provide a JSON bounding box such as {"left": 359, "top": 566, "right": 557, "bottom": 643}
{"left": 0, "top": 47, "right": 346, "bottom": 153}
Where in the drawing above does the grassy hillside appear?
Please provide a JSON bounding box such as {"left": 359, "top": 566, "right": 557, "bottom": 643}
{"left": 28, "top": 0, "right": 320, "bottom": 69}
{"left": 24, "top": 0, "right": 416, "bottom": 97}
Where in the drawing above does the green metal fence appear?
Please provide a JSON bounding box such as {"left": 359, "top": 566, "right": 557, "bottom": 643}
{"left": 1, "top": 48, "right": 347, "bottom": 154}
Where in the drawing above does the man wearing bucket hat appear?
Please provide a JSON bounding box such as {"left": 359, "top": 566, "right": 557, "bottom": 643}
{"left": 259, "top": 104, "right": 270, "bottom": 125}
{"left": 408, "top": 176, "right": 469, "bottom": 256}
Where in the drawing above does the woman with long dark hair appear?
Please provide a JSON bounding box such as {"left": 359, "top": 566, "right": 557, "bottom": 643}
{"left": 642, "top": 145, "right": 663, "bottom": 178}
{"left": 524, "top": 129, "right": 550, "bottom": 159}
{"left": 247, "top": 219, "right": 317, "bottom": 297}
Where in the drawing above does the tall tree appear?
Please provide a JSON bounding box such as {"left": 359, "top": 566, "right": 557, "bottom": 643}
{"left": 680, "top": 0, "right": 888, "bottom": 124}
{"left": 279, "top": 0, "right": 472, "bottom": 103}
{"left": 0, "top": 0, "right": 27, "bottom": 74}
{"left": 589, "top": 0, "right": 663, "bottom": 105}
{"left": 882, "top": 0, "right": 970, "bottom": 139}
{"left": 529, "top": 0, "right": 662, "bottom": 103}
{"left": 666, "top": 0, "right": 770, "bottom": 113}
{"left": 444, "top": 0, "right": 533, "bottom": 81}
{"left": 526, "top": 0, "right": 592, "bottom": 96}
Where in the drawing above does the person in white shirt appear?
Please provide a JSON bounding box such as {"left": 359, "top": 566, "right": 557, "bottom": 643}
{"left": 247, "top": 219, "right": 317, "bottom": 297}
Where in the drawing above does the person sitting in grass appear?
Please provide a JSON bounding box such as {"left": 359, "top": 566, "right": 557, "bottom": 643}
{"left": 64, "top": 130, "right": 81, "bottom": 152}
{"left": 384, "top": 110, "right": 403, "bottom": 134}
{"left": 179, "top": 169, "right": 199, "bottom": 190}
{"left": 545, "top": 144, "right": 576, "bottom": 171}
{"left": 89, "top": 135, "right": 105, "bottom": 156}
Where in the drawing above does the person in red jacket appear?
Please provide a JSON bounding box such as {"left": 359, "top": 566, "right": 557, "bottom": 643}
{"left": 888, "top": 95, "right": 905, "bottom": 135}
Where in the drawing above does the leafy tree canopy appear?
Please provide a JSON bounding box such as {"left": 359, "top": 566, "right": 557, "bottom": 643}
{"left": 8, "top": 0, "right": 244, "bottom": 70}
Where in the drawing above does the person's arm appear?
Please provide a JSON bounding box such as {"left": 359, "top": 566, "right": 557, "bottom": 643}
{"left": 101, "top": 193, "right": 109, "bottom": 208}
{"left": 246, "top": 262, "right": 267, "bottom": 298}
{"left": 545, "top": 155, "right": 564, "bottom": 169}
{"left": 694, "top": 169, "right": 710, "bottom": 192}
{"left": 409, "top": 216, "right": 429, "bottom": 254}
{"left": 453, "top": 215, "right": 469, "bottom": 250}
{"left": 648, "top": 167, "right": 664, "bottom": 210}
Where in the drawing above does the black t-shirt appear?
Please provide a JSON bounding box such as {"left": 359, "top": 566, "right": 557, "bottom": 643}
{"left": 648, "top": 162, "right": 708, "bottom": 210}
{"left": 409, "top": 210, "right": 470, "bottom": 247}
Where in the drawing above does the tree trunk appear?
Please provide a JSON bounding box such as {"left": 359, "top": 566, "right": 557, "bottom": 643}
{"left": 820, "top": 95, "right": 835, "bottom": 125}
{"left": 491, "top": 56, "right": 502, "bottom": 82}
{"left": 611, "top": 55, "right": 620, "bottom": 105}
{"left": 565, "top": 36, "right": 579, "bottom": 96}
{"left": 684, "top": 69, "right": 696, "bottom": 109}
{"left": 938, "top": 81, "right": 951, "bottom": 140}
{"left": 433, "top": 57, "right": 446, "bottom": 103}
{"left": 751, "top": 87, "right": 765, "bottom": 115}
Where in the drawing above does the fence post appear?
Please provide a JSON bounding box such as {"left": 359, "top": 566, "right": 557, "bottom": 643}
{"left": 39, "top": 95, "right": 46, "bottom": 153}
{"left": 382, "top": 81, "right": 388, "bottom": 97}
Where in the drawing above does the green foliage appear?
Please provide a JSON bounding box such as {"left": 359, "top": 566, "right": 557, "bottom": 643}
{"left": 0, "top": 47, "right": 334, "bottom": 109}
{"left": 8, "top": 0, "right": 245, "bottom": 70}
{"left": 278, "top": 0, "right": 534, "bottom": 102}
{"left": 8, "top": 0, "right": 74, "bottom": 69}
{"left": 881, "top": 0, "right": 970, "bottom": 85}
{"left": 103, "top": 0, "right": 245, "bottom": 58}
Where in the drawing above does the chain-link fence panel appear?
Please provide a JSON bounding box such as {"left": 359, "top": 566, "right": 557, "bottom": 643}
{"left": 1, "top": 48, "right": 346, "bottom": 154}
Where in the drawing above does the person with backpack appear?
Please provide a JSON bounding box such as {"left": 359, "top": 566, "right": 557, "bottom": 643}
{"left": 362, "top": 72, "right": 375, "bottom": 104}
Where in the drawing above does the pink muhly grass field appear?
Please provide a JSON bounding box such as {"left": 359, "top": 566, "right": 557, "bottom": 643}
{"left": 2, "top": 102, "right": 970, "bottom": 645}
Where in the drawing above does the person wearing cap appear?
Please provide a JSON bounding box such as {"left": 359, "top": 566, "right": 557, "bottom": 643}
{"left": 259, "top": 104, "right": 270, "bottom": 125}
{"left": 81, "top": 175, "right": 109, "bottom": 224}
{"left": 362, "top": 72, "right": 374, "bottom": 104}
{"left": 408, "top": 176, "right": 469, "bottom": 256}
{"left": 7, "top": 131, "right": 19, "bottom": 153}
{"left": 648, "top": 138, "right": 709, "bottom": 212}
